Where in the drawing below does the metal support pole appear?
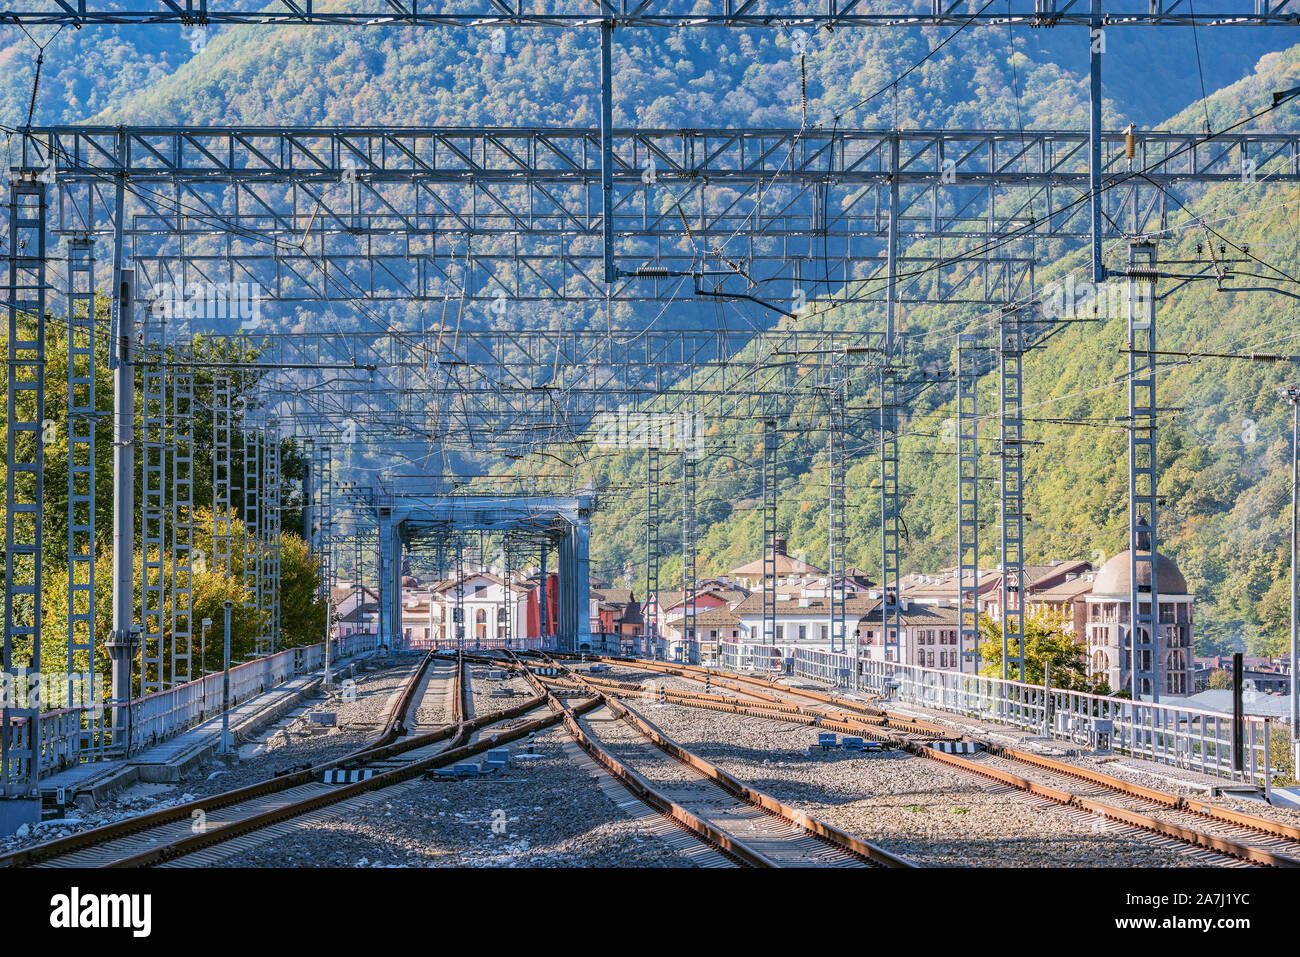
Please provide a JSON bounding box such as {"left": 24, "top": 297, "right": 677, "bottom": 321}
{"left": 1290, "top": 387, "right": 1300, "bottom": 777}
{"left": 880, "top": 366, "right": 902, "bottom": 664}
{"left": 880, "top": 135, "right": 903, "bottom": 661}
{"left": 645, "top": 447, "right": 659, "bottom": 655}
{"left": 376, "top": 513, "right": 386, "bottom": 651}
{"left": 66, "top": 236, "right": 98, "bottom": 754}
{"left": 213, "top": 374, "right": 233, "bottom": 576}
{"left": 1127, "top": 240, "right": 1160, "bottom": 701}
{"left": 502, "top": 538, "right": 512, "bottom": 647}
{"left": 243, "top": 423, "right": 262, "bottom": 654}
{"left": 575, "top": 498, "right": 592, "bottom": 653}
{"left": 170, "top": 357, "right": 194, "bottom": 685}
{"left": 682, "top": 453, "right": 697, "bottom": 664}
{"left": 538, "top": 540, "right": 549, "bottom": 643}
{"left": 301, "top": 441, "right": 313, "bottom": 544}
{"left": 219, "top": 600, "right": 233, "bottom": 755}
{"left": 828, "top": 355, "right": 847, "bottom": 654}
{"left": 263, "top": 425, "right": 281, "bottom": 653}
{"left": 107, "top": 269, "right": 136, "bottom": 750}
{"left": 390, "top": 519, "right": 402, "bottom": 650}
{"left": 353, "top": 521, "right": 363, "bottom": 639}
{"left": 3, "top": 176, "right": 46, "bottom": 795}
{"left": 599, "top": 20, "right": 616, "bottom": 284}
{"left": 454, "top": 538, "right": 465, "bottom": 650}
{"left": 1233, "top": 651, "right": 1245, "bottom": 777}
{"left": 319, "top": 444, "right": 333, "bottom": 685}
{"left": 957, "top": 333, "right": 981, "bottom": 676}
{"left": 139, "top": 308, "right": 167, "bottom": 692}
{"left": 999, "top": 305, "right": 1025, "bottom": 682}
{"left": 1089, "top": 0, "right": 1106, "bottom": 283}
{"left": 762, "top": 418, "right": 777, "bottom": 646}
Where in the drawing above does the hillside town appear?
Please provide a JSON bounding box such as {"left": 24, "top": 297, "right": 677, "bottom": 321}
{"left": 332, "top": 536, "right": 1292, "bottom": 708}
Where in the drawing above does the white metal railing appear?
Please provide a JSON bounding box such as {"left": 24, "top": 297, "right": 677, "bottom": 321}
{"left": 719, "top": 641, "right": 783, "bottom": 674}
{"left": 791, "top": 647, "right": 858, "bottom": 687}
{"left": 794, "top": 655, "right": 1275, "bottom": 786}
{"left": 8, "top": 633, "right": 380, "bottom": 782}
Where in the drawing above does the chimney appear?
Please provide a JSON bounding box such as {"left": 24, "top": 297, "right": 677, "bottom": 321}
{"left": 774, "top": 536, "right": 788, "bottom": 557}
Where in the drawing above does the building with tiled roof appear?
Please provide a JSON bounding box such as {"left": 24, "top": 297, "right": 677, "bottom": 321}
{"left": 857, "top": 603, "right": 969, "bottom": 672}
{"left": 728, "top": 537, "right": 826, "bottom": 588}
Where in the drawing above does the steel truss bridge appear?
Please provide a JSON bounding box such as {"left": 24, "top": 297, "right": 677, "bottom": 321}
{"left": 3, "top": 5, "right": 1300, "bottom": 802}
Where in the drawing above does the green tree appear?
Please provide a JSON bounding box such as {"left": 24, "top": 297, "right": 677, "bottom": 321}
{"left": 2, "top": 301, "right": 321, "bottom": 691}
{"left": 977, "top": 608, "right": 1106, "bottom": 692}
{"left": 41, "top": 508, "right": 325, "bottom": 691}
{"left": 1207, "top": 668, "right": 1233, "bottom": 690}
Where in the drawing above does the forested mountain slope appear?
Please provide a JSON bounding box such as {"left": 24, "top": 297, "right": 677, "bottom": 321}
{"left": 3, "top": 11, "right": 1298, "bottom": 658}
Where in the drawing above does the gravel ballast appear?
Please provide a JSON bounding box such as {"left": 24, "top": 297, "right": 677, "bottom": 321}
{"left": 612, "top": 700, "right": 1210, "bottom": 867}
{"left": 220, "top": 725, "right": 695, "bottom": 867}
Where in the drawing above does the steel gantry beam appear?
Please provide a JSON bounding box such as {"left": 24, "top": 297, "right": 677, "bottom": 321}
{"left": 24, "top": 125, "right": 1298, "bottom": 304}
{"left": 2, "top": 1, "right": 1298, "bottom": 26}
{"left": 239, "top": 327, "right": 889, "bottom": 462}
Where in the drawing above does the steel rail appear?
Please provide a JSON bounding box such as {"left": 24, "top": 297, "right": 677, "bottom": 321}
{"left": 0, "top": 651, "right": 434, "bottom": 867}
{"left": 536, "top": 656, "right": 913, "bottom": 867}
{"left": 505, "top": 652, "right": 770, "bottom": 866}
{"left": 513, "top": 659, "right": 828, "bottom": 865}
{"left": 0, "top": 655, "right": 516, "bottom": 868}
{"left": 106, "top": 696, "right": 584, "bottom": 867}
{"left": 583, "top": 655, "right": 1300, "bottom": 867}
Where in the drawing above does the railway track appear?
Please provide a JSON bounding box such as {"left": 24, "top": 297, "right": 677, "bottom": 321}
{"left": 0, "top": 652, "right": 580, "bottom": 868}
{"left": 570, "top": 653, "right": 1300, "bottom": 868}
{"left": 516, "top": 655, "right": 912, "bottom": 868}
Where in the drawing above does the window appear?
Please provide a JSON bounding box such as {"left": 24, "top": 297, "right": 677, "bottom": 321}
{"left": 820, "top": 625, "right": 828, "bottom": 641}
{"left": 776, "top": 625, "right": 784, "bottom": 641}
{"left": 798, "top": 625, "right": 807, "bottom": 641}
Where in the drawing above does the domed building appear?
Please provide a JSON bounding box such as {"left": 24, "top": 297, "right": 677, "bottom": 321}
{"left": 1084, "top": 549, "right": 1194, "bottom": 697}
